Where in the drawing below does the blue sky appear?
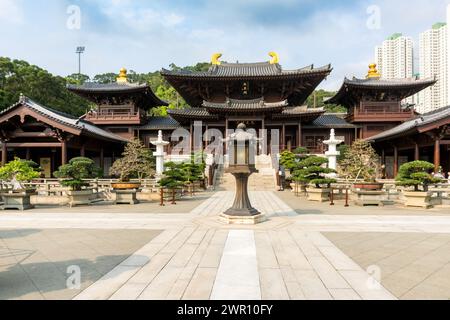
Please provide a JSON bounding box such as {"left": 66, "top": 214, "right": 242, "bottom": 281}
{"left": 0, "top": 0, "right": 448, "bottom": 90}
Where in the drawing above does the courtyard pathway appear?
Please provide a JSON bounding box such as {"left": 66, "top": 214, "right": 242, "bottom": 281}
{"left": 1, "top": 191, "right": 450, "bottom": 300}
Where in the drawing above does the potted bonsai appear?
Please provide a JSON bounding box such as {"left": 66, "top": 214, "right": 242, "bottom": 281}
{"left": 110, "top": 138, "right": 155, "bottom": 191}
{"left": 396, "top": 161, "right": 444, "bottom": 208}
{"left": 339, "top": 140, "right": 383, "bottom": 191}
{"left": 280, "top": 148, "right": 309, "bottom": 192}
{"left": 181, "top": 159, "right": 206, "bottom": 197}
{"left": 54, "top": 157, "right": 101, "bottom": 207}
{"left": 158, "top": 162, "right": 186, "bottom": 204}
{"left": 293, "top": 156, "right": 336, "bottom": 202}
{"left": 0, "top": 158, "right": 41, "bottom": 210}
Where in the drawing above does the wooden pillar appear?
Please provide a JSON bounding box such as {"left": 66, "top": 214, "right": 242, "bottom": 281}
{"left": 61, "top": 140, "right": 68, "bottom": 165}
{"left": 26, "top": 148, "right": 31, "bottom": 160}
{"left": 189, "top": 121, "right": 193, "bottom": 153}
{"left": 282, "top": 123, "right": 286, "bottom": 151}
{"left": 393, "top": 146, "right": 399, "bottom": 177}
{"left": 381, "top": 149, "right": 386, "bottom": 165}
{"left": 225, "top": 118, "right": 229, "bottom": 155}
{"left": 298, "top": 122, "right": 302, "bottom": 149}
{"left": 414, "top": 143, "right": 420, "bottom": 161}
{"left": 1, "top": 142, "right": 6, "bottom": 166}
{"left": 100, "top": 147, "right": 105, "bottom": 171}
{"left": 80, "top": 145, "right": 86, "bottom": 157}
{"left": 261, "top": 118, "right": 266, "bottom": 155}
{"left": 434, "top": 139, "right": 441, "bottom": 172}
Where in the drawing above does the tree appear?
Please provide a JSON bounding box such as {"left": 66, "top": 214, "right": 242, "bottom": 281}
{"left": 339, "top": 140, "right": 380, "bottom": 182}
{"left": 110, "top": 139, "right": 155, "bottom": 181}
{"left": 0, "top": 57, "right": 90, "bottom": 116}
{"left": 54, "top": 157, "right": 101, "bottom": 191}
{"left": 159, "top": 162, "right": 186, "bottom": 190}
{"left": 306, "top": 89, "right": 347, "bottom": 113}
{"left": 396, "top": 161, "right": 443, "bottom": 192}
{"left": 66, "top": 73, "right": 90, "bottom": 85}
{"left": 0, "top": 158, "right": 41, "bottom": 190}
{"left": 292, "top": 156, "right": 336, "bottom": 188}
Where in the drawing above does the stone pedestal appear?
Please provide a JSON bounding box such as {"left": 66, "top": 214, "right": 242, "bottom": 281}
{"left": 1, "top": 192, "right": 35, "bottom": 210}
{"left": 307, "top": 187, "right": 331, "bottom": 202}
{"left": 113, "top": 190, "right": 139, "bottom": 205}
{"left": 354, "top": 190, "right": 392, "bottom": 206}
{"left": 221, "top": 171, "right": 266, "bottom": 225}
{"left": 67, "top": 190, "right": 92, "bottom": 208}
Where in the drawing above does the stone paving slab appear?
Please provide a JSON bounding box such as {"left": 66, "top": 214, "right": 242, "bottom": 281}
{"left": 3, "top": 191, "right": 450, "bottom": 300}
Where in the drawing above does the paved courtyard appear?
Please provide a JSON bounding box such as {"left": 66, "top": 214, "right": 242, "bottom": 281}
{"left": 1, "top": 191, "right": 450, "bottom": 300}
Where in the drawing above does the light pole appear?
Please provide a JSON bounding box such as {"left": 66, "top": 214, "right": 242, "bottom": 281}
{"left": 76, "top": 46, "right": 85, "bottom": 76}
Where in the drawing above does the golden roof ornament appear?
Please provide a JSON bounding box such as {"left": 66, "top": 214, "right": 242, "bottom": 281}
{"left": 211, "top": 53, "right": 222, "bottom": 66}
{"left": 269, "top": 52, "right": 279, "bottom": 64}
{"left": 117, "top": 68, "right": 128, "bottom": 84}
{"left": 366, "top": 63, "right": 381, "bottom": 79}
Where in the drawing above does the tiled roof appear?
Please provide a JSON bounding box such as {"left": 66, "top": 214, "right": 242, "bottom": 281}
{"left": 328, "top": 77, "right": 436, "bottom": 107}
{"left": 67, "top": 82, "right": 149, "bottom": 92}
{"left": 203, "top": 98, "right": 288, "bottom": 112}
{"left": 167, "top": 108, "right": 219, "bottom": 122}
{"left": 0, "top": 96, "right": 128, "bottom": 142}
{"left": 368, "top": 105, "right": 450, "bottom": 142}
{"left": 138, "top": 117, "right": 181, "bottom": 130}
{"left": 304, "top": 114, "right": 357, "bottom": 129}
{"left": 343, "top": 77, "right": 436, "bottom": 88}
{"left": 67, "top": 82, "right": 168, "bottom": 107}
{"left": 162, "top": 63, "right": 332, "bottom": 79}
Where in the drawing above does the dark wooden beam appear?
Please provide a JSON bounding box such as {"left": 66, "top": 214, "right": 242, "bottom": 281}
{"left": 7, "top": 142, "right": 62, "bottom": 148}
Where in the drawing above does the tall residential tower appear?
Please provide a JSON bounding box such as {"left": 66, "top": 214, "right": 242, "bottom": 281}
{"left": 418, "top": 22, "right": 448, "bottom": 113}
{"left": 375, "top": 33, "right": 414, "bottom": 80}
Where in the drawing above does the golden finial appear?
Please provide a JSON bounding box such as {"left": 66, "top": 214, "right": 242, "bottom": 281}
{"left": 211, "top": 53, "right": 222, "bottom": 66}
{"left": 367, "top": 63, "right": 381, "bottom": 79}
{"left": 269, "top": 52, "right": 279, "bottom": 64}
{"left": 117, "top": 68, "right": 128, "bottom": 83}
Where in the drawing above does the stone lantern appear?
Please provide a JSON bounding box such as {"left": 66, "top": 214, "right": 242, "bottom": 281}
{"left": 151, "top": 130, "right": 170, "bottom": 180}
{"left": 324, "top": 129, "right": 344, "bottom": 171}
{"left": 220, "top": 123, "right": 266, "bottom": 225}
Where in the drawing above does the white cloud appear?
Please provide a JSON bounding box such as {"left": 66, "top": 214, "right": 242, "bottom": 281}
{"left": 0, "top": 0, "right": 24, "bottom": 24}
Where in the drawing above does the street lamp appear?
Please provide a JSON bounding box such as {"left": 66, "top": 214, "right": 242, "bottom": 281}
{"left": 76, "top": 46, "right": 85, "bottom": 75}
{"left": 220, "top": 123, "right": 266, "bottom": 225}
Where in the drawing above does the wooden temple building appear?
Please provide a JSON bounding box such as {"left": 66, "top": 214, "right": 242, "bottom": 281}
{"left": 328, "top": 63, "right": 445, "bottom": 178}
{"left": 162, "top": 53, "right": 357, "bottom": 154}
{"left": 1, "top": 54, "right": 449, "bottom": 179}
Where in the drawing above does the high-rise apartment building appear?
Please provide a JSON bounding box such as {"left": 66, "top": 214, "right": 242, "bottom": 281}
{"left": 418, "top": 23, "right": 448, "bottom": 113}
{"left": 375, "top": 33, "right": 414, "bottom": 80}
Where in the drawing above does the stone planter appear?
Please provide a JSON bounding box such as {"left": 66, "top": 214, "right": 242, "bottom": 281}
{"left": 113, "top": 189, "right": 139, "bottom": 205}
{"left": 403, "top": 191, "right": 433, "bottom": 209}
{"left": 306, "top": 187, "right": 331, "bottom": 202}
{"left": 67, "top": 190, "right": 93, "bottom": 208}
{"left": 111, "top": 182, "right": 141, "bottom": 190}
{"left": 1, "top": 190, "right": 36, "bottom": 210}
{"left": 290, "top": 182, "right": 307, "bottom": 195}
{"left": 353, "top": 183, "right": 384, "bottom": 191}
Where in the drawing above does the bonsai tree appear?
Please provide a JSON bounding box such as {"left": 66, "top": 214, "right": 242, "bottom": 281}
{"left": 181, "top": 155, "right": 206, "bottom": 195}
{"left": 0, "top": 158, "right": 41, "bottom": 190}
{"left": 396, "top": 161, "right": 443, "bottom": 192}
{"left": 54, "top": 157, "right": 101, "bottom": 191}
{"left": 279, "top": 148, "right": 309, "bottom": 173}
{"left": 292, "top": 156, "right": 336, "bottom": 188}
{"left": 293, "top": 147, "right": 309, "bottom": 158}
{"left": 158, "top": 162, "right": 186, "bottom": 191}
{"left": 110, "top": 139, "right": 155, "bottom": 182}
{"left": 339, "top": 140, "right": 380, "bottom": 182}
